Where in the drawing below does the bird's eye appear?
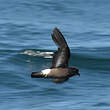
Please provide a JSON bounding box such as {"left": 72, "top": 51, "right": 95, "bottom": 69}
{"left": 74, "top": 68, "right": 78, "bottom": 72}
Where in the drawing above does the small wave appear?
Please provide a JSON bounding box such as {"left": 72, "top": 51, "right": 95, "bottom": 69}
{"left": 93, "top": 102, "right": 110, "bottom": 107}
{"left": 18, "top": 48, "right": 110, "bottom": 71}
{"left": 20, "top": 50, "right": 54, "bottom": 58}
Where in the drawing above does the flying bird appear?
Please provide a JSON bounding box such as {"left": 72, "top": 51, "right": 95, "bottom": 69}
{"left": 31, "top": 28, "right": 80, "bottom": 83}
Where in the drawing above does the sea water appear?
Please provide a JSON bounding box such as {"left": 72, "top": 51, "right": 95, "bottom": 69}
{"left": 0, "top": 0, "right": 110, "bottom": 110}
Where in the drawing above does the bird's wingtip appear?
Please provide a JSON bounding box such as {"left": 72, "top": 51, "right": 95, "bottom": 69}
{"left": 53, "top": 27, "right": 60, "bottom": 32}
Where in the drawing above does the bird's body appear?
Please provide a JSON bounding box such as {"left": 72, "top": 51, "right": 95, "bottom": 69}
{"left": 31, "top": 28, "right": 80, "bottom": 83}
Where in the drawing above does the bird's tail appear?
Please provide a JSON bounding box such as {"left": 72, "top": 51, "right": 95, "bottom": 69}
{"left": 31, "top": 72, "right": 44, "bottom": 78}
{"left": 51, "top": 28, "right": 68, "bottom": 48}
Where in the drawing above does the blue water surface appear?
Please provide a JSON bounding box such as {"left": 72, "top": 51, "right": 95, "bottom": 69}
{"left": 0, "top": 0, "right": 110, "bottom": 110}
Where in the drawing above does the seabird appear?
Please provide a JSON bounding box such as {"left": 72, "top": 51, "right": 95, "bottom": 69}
{"left": 31, "top": 28, "right": 80, "bottom": 83}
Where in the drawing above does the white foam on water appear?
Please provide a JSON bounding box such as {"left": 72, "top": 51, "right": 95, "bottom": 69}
{"left": 20, "top": 50, "right": 53, "bottom": 58}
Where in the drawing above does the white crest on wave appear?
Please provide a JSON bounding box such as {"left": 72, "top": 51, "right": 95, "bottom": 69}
{"left": 20, "top": 50, "right": 53, "bottom": 58}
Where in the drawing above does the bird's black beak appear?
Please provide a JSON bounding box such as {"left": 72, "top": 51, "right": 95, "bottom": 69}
{"left": 77, "top": 72, "right": 80, "bottom": 76}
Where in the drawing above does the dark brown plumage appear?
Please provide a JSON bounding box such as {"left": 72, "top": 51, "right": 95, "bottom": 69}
{"left": 31, "top": 28, "right": 80, "bottom": 83}
{"left": 51, "top": 28, "right": 70, "bottom": 68}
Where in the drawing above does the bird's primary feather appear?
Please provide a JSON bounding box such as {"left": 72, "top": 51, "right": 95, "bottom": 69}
{"left": 51, "top": 28, "right": 70, "bottom": 68}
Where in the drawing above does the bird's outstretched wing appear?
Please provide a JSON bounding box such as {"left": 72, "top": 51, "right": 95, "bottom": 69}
{"left": 50, "top": 28, "right": 70, "bottom": 68}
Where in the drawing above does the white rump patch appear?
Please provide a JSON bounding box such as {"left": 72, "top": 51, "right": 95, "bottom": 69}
{"left": 41, "top": 69, "right": 51, "bottom": 75}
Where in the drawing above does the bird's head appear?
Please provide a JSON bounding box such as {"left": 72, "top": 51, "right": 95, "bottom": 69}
{"left": 69, "top": 67, "right": 80, "bottom": 76}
